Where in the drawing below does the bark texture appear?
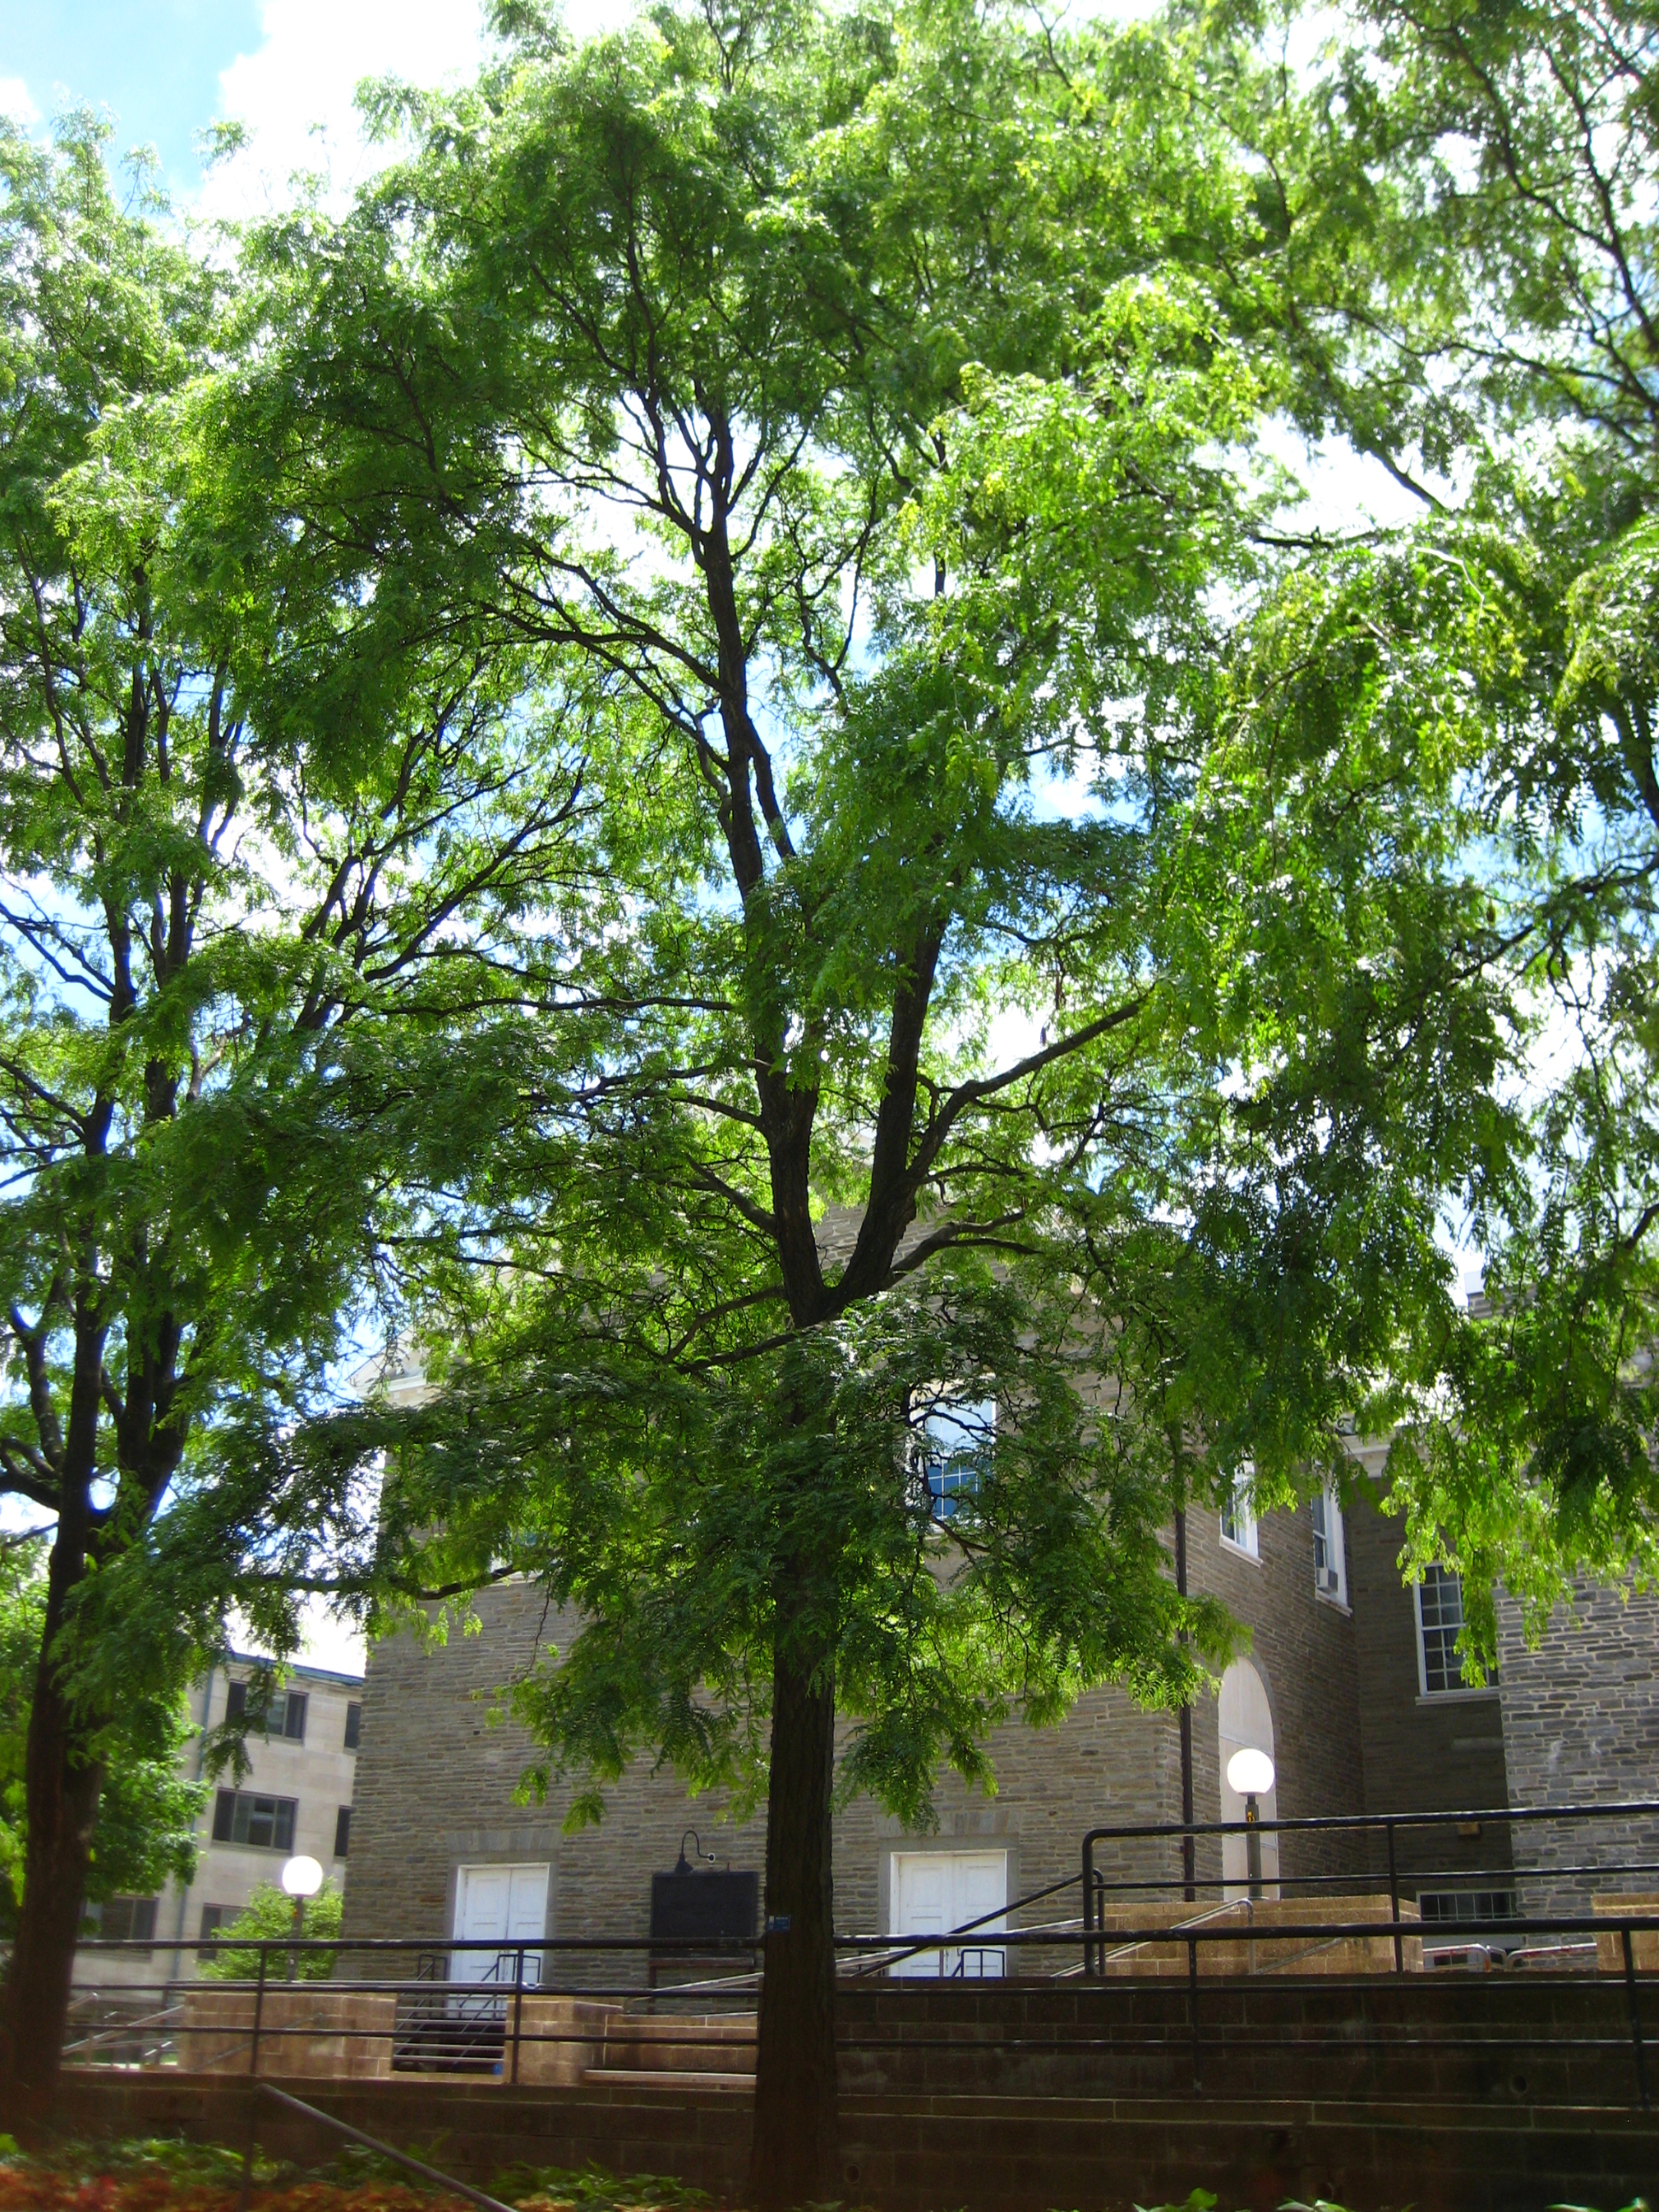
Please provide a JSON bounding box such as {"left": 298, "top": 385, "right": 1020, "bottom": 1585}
{"left": 2, "top": 1540, "right": 101, "bottom": 2113}
{"left": 748, "top": 1628, "right": 840, "bottom": 2209}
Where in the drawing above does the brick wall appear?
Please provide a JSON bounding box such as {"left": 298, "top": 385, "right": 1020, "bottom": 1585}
{"left": 344, "top": 1487, "right": 1370, "bottom": 1962}
{"left": 1344, "top": 1461, "right": 1511, "bottom": 1895}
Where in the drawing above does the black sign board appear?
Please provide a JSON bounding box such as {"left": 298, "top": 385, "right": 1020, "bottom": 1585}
{"left": 649, "top": 1868, "right": 759, "bottom": 1945}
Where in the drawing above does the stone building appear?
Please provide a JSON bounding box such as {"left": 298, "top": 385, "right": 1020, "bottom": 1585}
{"left": 341, "top": 1452, "right": 1557, "bottom": 1976}
{"left": 339, "top": 1276, "right": 1656, "bottom": 1974}
{"left": 78, "top": 1649, "right": 363, "bottom": 1994}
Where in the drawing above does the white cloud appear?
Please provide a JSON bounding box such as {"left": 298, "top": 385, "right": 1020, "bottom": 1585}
{"left": 196, "top": 0, "right": 634, "bottom": 222}
{"left": 0, "top": 79, "right": 40, "bottom": 130}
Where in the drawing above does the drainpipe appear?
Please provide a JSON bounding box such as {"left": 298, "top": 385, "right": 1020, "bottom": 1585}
{"left": 1175, "top": 1507, "right": 1196, "bottom": 1903}
{"left": 168, "top": 1662, "right": 216, "bottom": 1987}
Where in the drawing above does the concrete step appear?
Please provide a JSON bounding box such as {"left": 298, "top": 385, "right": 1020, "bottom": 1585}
{"left": 585, "top": 2067, "right": 754, "bottom": 2093}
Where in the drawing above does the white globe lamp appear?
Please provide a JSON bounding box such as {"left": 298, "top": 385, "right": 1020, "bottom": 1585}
{"left": 1226, "top": 1749, "right": 1275, "bottom": 1901}
{"left": 281, "top": 1854, "right": 325, "bottom": 1979}
{"left": 1225, "top": 1748, "right": 1275, "bottom": 1798}
{"left": 281, "top": 1854, "right": 324, "bottom": 1899}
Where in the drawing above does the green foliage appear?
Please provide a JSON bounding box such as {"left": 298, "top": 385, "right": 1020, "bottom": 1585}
{"left": 1178, "top": 0, "right": 1659, "bottom": 1658}
{"left": 0, "top": 1544, "right": 201, "bottom": 1930}
{"left": 224, "top": 0, "right": 1512, "bottom": 1871}
{"left": 0, "top": 96, "right": 599, "bottom": 2071}
{"left": 196, "top": 1878, "right": 343, "bottom": 1982}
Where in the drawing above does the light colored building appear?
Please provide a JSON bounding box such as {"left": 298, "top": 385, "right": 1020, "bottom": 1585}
{"left": 78, "top": 1650, "right": 362, "bottom": 1992}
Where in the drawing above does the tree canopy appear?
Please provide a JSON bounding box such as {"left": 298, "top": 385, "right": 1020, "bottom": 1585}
{"left": 2, "top": 0, "right": 1657, "bottom": 2172}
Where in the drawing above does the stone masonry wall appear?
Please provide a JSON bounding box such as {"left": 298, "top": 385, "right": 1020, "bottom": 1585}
{"left": 1344, "top": 1458, "right": 1511, "bottom": 1897}
{"left": 1497, "top": 1578, "right": 1659, "bottom": 1914}
{"left": 343, "top": 1488, "right": 1366, "bottom": 1969}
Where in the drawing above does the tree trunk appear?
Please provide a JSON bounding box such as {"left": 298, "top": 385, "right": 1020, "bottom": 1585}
{"left": 748, "top": 1626, "right": 839, "bottom": 2209}
{"left": 1, "top": 1540, "right": 102, "bottom": 2118}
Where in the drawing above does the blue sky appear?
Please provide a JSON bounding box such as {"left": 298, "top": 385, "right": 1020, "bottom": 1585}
{"left": 0, "top": 0, "right": 262, "bottom": 192}
{"left": 0, "top": 0, "right": 534, "bottom": 216}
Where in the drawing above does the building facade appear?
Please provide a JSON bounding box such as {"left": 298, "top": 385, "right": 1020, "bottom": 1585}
{"left": 79, "top": 1650, "right": 363, "bottom": 1991}
{"left": 342, "top": 1470, "right": 1518, "bottom": 1973}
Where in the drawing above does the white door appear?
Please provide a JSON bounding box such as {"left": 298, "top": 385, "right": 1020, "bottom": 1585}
{"left": 451, "top": 1862, "right": 548, "bottom": 1987}
{"left": 890, "top": 1849, "right": 1007, "bottom": 1977}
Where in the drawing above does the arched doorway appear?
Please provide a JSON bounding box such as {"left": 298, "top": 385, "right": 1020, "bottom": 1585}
{"left": 1218, "top": 1659, "right": 1279, "bottom": 1898}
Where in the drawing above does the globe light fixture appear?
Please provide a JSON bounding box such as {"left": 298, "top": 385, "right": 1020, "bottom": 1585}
{"left": 1225, "top": 1748, "right": 1275, "bottom": 1798}
{"left": 281, "top": 1854, "right": 325, "bottom": 1981}
{"left": 1225, "top": 1749, "right": 1276, "bottom": 1901}
{"left": 281, "top": 1854, "right": 324, "bottom": 1899}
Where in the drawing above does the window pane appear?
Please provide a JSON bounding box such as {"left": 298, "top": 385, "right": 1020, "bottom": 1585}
{"left": 133, "top": 1897, "right": 157, "bottom": 1943}
{"left": 201, "top": 1905, "right": 226, "bottom": 1939}
{"left": 335, "top": 1806, "right": 351, "bottom": 1859}
{"left": 275, "top": 1799, "right": 295, "bottom": 1852}
{"left": 284, "top": 1692, "right": 307, "bottom": 1743}
{"left": 212, "top": 1790, "right": 235, "bottom": 1843}
{"left": 344, "top": 1702, "right": 361, "bottom": 1751}
{"left": 1420, "top": 1564, "right": 1464, "bottom": 1693}
{"left": 1220, "top": 1468, "right": 1257, "bottom": 1556}
{"left": 102, "top": 1897, "right": 133, "bottom": 1941}
{"left": 226, "top": 1680, "right": 247, "bottom": 1722}
{"left": 922, "top": 1396, "right": 994, "bottom": 1523}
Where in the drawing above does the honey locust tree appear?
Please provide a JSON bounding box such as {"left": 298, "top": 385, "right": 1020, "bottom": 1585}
{"left": 1183, "top": 0, "right": 1659, "bottom": 1652}
{"left": 0, "top": 121, "right": 601, "bottom": 2098}
{"left": 226, "top": 3, "right": 1446, "bottom": 2196}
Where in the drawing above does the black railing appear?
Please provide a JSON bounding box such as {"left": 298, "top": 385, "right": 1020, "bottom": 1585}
{"left": 1081, "top": 1798, "right": 1659, "bottom": 1976}
{"left": 60, "top": 1803, "right": 1659, "bottom": 2114}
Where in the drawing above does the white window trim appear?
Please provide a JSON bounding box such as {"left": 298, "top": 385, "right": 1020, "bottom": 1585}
{"left": 1413, "top": 1570, "right": 1497, "bottom": 1697}
{"left": 1219, "top": 1464, "right": 1259, "bottom": 1561}
{"left": 914, "top": 1388, "right": 996, "bottom": 1527}
{"left": 1312, "top": 1485, "right": 1349, "bottom": 1610}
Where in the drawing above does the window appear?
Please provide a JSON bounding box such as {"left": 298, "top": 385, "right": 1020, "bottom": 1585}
{"left": 335, "top": 1806, "right": 352, "bottom": 1859}
{"left": 1312, "top": 1486, "right": 1347, "bottom": 1605}
{"left": 200, "top": 1905, "right": 228, "bottom": 1940}
{"left": 226, "top": 1678, "right": 306, "bottom": 1740}
{"left": 917, "top": 1394, "right": 994, "bottom": 1524}
{"left": 344, "top": 1701, "right": 362, "bottom": 1751}
{"left": 1415, "top": 1563, "right": 1492, "bottom": 1695}
{"left": 1419, "top": 1889, "right": 1516, "bottom": 1924}
{"left": 1219, "top": 1465, "right": 1258, "bottom": 1559}
{"left": 212, "top": 1789, "right": 297, "bottom": 1850}
{"left": 99, "top": 1895, "right": 158, "bottom": 1944}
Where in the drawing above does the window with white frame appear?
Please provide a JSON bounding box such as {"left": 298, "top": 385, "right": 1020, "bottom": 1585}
{"left": 1219, "top": 1464, "right": 1258, "bottom": 1558}
{"left": 917, "top": 1393, "right": 995, "bottom": 1525}
{"left": 1311, "top": 1486, "right": 1347, "bottom": 1605}
{"left": 1416, "top": 1563, "right": 1494, "bottom": 1694}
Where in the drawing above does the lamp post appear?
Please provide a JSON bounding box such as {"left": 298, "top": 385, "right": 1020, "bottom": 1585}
{"left": 281, "top": 1854, "right": 324, "bottom": 1981}
{"left": 1225, "top": 1749, "right": 1275, "bottom": 1901}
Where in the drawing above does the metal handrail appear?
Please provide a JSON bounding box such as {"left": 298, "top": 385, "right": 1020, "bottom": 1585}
{"left": 1083, "top": 1797, "right": 1659, "bottom": 1977}
{"left": 67, "top": 1902, "right": 1659, "bottom": 2113}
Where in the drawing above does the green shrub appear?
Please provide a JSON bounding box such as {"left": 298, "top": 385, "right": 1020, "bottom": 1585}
{"left": 198, "top": 1879, "right": 342, "bottom": 1981}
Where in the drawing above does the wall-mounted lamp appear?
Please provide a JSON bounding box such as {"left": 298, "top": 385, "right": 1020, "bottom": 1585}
{"left": 674, "top": 1829, "right": 718, "bottom": 1877}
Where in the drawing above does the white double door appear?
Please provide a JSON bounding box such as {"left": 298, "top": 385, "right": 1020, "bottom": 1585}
{"left": 890, "top": 1849, "right": 1007, "bottom": 1978}
{"left": 451, "top": 1862, "right": 548, "bottom": 1990}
